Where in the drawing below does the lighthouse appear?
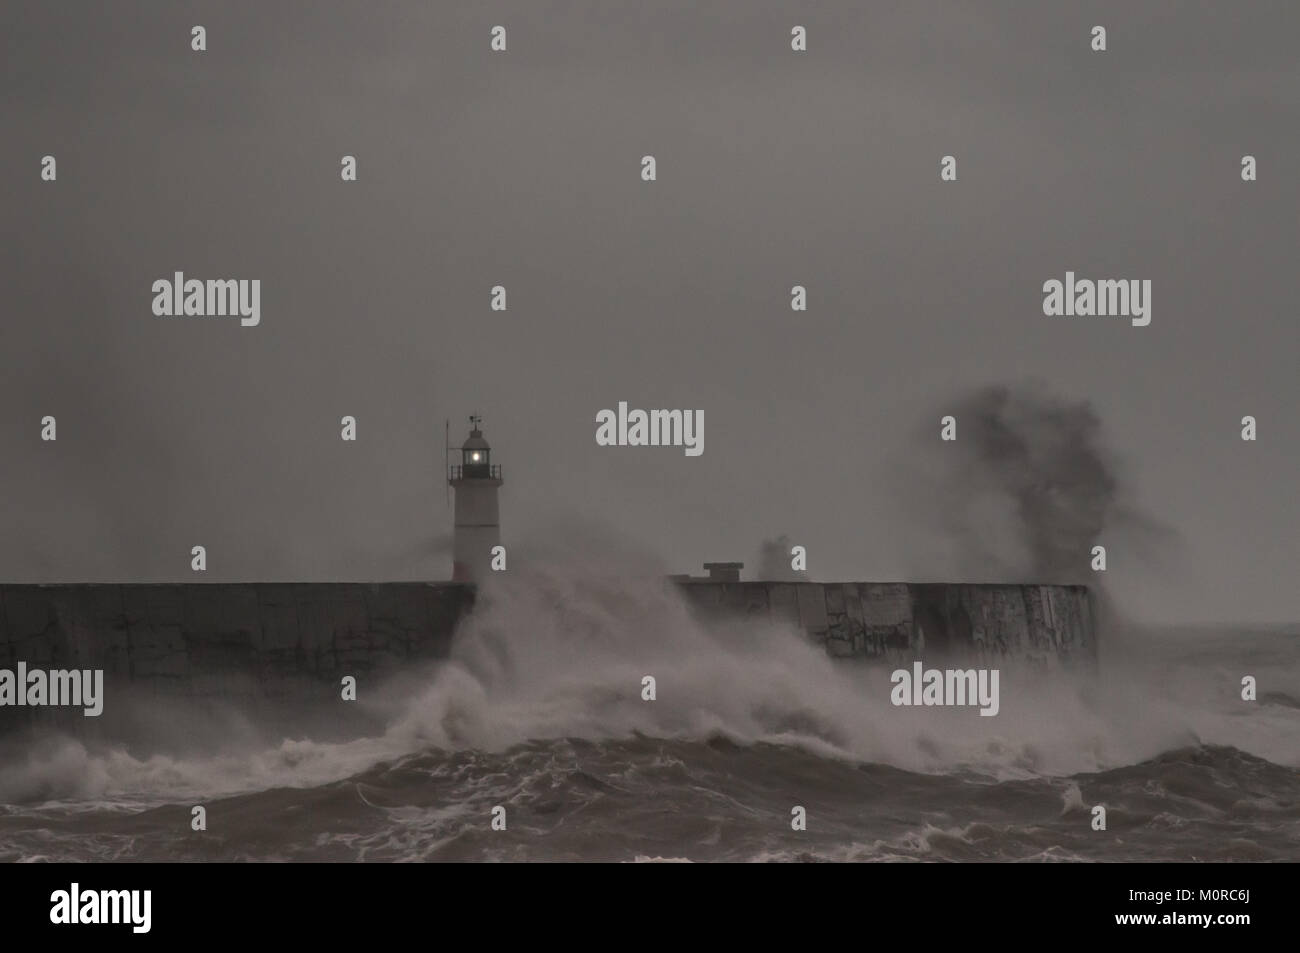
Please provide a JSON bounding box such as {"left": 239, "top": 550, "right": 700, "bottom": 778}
{"left": 447, "top": 415, "right": 503, "bottom": 582}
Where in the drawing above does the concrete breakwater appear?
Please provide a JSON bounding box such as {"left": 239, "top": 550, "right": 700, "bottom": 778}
{"left": 674, "top": 580, "right": 1095, "bottom": 664}
{"left": 0, "top": 580, "right": 1093, "bottom": 721}
{"left": 0, "top": 583, "right": 475, "bottom": 712}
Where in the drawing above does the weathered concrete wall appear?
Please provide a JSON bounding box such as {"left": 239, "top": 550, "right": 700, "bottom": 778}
{"left": 0, "top": 579, "right": 1093, "bottom": 729}
{"left": 674, "top": 581, "right": 1095, "bottom": 664}
{"left": 0, "top": 583, "right": 475, "bottom": 706}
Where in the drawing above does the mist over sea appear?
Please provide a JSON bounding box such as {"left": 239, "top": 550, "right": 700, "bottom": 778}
{"left": 1, "top": 562, "right": 1296, "bottom": 862}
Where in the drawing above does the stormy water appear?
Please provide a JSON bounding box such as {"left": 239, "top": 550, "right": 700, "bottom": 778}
{"left": 1, "top": 562, "right": 1296, "bottom": 863}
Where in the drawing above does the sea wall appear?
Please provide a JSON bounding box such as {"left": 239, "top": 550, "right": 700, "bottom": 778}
{"left": 674, "top": 581, "right": 1095, "bottom": 664}
{"left": 0, "top": 583, "right": 475, "bottom": 709}
{"left": 0, "top": 580, "right": 1093, "bottom": 725}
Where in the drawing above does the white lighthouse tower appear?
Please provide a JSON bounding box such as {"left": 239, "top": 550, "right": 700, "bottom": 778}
{"left": 447, "top": 415, "right": 503, "bottom": 582}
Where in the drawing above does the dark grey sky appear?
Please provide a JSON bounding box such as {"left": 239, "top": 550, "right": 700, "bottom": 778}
{"left": 2, "top": 2, "right": 1297, "bottom": 623}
